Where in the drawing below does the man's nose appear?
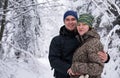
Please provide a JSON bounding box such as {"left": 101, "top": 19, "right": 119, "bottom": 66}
{"left": 69, "top": 20, "right": 73, "bottom": 23}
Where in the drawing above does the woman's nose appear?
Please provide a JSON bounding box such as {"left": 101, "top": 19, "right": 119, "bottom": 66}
{"left": 79, "top": 25, "right": 83, "bottom": 28}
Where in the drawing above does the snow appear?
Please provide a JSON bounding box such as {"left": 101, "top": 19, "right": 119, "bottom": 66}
{"left": 37, "top": 57, "right": 54, "bottom": 78}
{"left": 0, "top": 0, "right": 120, "bottom": 78}
{"left": 37, "top": 0, "right": 120, "bottom": 78}
{"left": 15, "top": 69, "right": 38, "bottom": 78}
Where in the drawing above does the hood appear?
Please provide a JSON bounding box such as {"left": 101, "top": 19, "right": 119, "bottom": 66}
{"left": 59, "top": 25, "right": 77, "bottom": 37}
{"left": 76, "top": 28, "right": 100, "bottom": 44}
{"left": 83, "top": 28, "right": 100, "bottom": 40}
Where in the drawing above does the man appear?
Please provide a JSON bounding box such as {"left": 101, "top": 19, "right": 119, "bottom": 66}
{"left": 49, "top": 10, "right": 110, "bottom": 78}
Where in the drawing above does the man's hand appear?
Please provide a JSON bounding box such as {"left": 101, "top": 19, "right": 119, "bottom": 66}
{"left": 98, "top": 51, "right": 108, "bottom": 63}
{"left": 67, "top": 68, "right": 75, "bottom": 76}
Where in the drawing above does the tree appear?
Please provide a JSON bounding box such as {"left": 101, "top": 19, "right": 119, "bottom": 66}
{"left": 0, "top": 0, "right": 8, "bottom": 41}
{"left": 0, "top": 0, "right": 42, "bottom": 59}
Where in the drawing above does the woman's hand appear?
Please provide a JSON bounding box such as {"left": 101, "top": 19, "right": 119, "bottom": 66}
{"left": 67, "top": 68, "right": 81, "bottom": 76}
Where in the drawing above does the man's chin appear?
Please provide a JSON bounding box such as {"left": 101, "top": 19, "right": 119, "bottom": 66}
{"left": 79, "top": 33, "right": 84, "bottom": 36}
{"left": 69, "top": 28, "right": 75, "bottom": 31}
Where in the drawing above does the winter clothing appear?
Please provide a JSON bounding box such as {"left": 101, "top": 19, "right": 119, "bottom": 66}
{"left": 49, "top": 26, "right": 80, "bottom": 78}
{"left": 49, "top": 26, "right": 110, "bottom": 78}
{"left": 63, "top": 10, "right": 78, "bottom": 21}
{"left": 78, "top": 14, "right": 94, "bottom": 27}
{"left": 71, "top": 29, "right": 104, "bottom": 78}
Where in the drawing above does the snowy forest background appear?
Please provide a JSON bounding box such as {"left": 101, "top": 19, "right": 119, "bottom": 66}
{"left": 0, "top": 0, "right": 120, "bottom": 78}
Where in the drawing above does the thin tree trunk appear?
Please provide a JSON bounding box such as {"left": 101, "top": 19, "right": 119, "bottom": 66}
{"left": 0, "top": 0, "right": 8, "bottom": 41}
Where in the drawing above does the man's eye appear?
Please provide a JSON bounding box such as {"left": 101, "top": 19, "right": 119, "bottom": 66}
{"left": 71, "top": 18, "right": 76, "bottom": 21}
{"left": 66, "top": 19, "right": 70, "bottom": 21}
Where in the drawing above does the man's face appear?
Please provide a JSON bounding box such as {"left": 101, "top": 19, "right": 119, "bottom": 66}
{"left": 64, "top": 16, "right": 77, "bottom": 31}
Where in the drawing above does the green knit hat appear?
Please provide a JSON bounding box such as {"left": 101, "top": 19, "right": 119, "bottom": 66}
{"left": 78, "top": 14, "right": 94, "bottom": 27}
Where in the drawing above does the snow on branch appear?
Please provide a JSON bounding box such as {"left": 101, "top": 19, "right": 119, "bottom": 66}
{"left": 0, "top": 41, "right": 41, "bottom": 72}
{"left": 12, "top": 8, "right": 33, "bottom": 19}
{"left": 108, "top": 0, "right": 120, "bottom": 15}
{"left": 100, "top": 0, "right": 115, "bottom": 17}
{"left": 0, "top": 41, "right": 35, "bottom": 59}
{"left": 104, "top": 25, "right": 120, "bottom": 52}
{"left": 0, "top": 1, "right": 64, "bottom": 12}
{"left": 91, "top": 0, "right": 115, "bottom": 18}
{"left": 8, "top": 4, "right": 64, "bottom": 13}
{"left": 91, "top": 0, "right": 107, "bottom": 15}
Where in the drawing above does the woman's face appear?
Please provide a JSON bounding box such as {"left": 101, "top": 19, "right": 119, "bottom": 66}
{"left": 64, "top": 16, "right": 77, "bottom": 31}
{"left": 77, "top": 22, "right": 89, "bottom": 36}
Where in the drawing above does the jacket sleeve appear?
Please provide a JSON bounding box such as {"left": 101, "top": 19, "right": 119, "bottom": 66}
{"left": 71, "top": 39, "right": 104, "bottom": 76}
{"left": 105, "top": 53, "right": 110, "bottom": 63}
{"left": 48, "top": 37, "right": 71, "bottom": 75}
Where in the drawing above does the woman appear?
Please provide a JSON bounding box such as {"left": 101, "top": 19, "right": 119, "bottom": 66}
{"left": 70, "top": 14, "right": 104, "bottom": 78}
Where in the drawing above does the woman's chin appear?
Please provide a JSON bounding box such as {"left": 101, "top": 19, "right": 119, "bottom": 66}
{"left": 78, "top": 32, "right": 84, "bottom": 35}
{"left": 80, "top": 33, "right": 84, "bottom": 36}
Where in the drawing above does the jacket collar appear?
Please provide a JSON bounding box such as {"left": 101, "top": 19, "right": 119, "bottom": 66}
{"left": 59, "top": 25, "right": 77, "bottom": 37}
{"left": 76, "top": 28, "right": 100, "bottom": 43}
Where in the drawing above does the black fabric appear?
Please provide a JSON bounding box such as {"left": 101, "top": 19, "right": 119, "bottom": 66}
{"left": 105, "top": 53, "right": 110, "bottom": 63}
{"left": 54, "top": 70, "right": 70, "bottom": 78}
{"left": 60, "top": 26, "right": 78, "bottom": 37}
{"left": 49, "top": 26, "right": 80, "bottom": 78}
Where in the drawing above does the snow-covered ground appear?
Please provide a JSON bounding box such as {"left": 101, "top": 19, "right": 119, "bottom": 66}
{"left": 37, "top": 57, "right": 54, "bottom": 78}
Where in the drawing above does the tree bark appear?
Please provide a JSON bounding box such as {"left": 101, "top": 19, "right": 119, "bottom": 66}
{"left": 0, "top": 0, "right": 8, "bottom": 41}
